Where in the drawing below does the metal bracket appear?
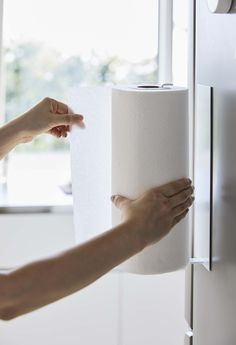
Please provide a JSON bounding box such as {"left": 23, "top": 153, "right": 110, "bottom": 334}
{"left": 190, "top": 257, "right": 209, "bottom": 265}
{"left": 184, "top": 329, "right": 193, "bottom": 345}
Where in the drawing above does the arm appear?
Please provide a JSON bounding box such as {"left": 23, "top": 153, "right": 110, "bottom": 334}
{"left": 0, "top": 178, "right": 193, "bottom": 320}
{"left": 0, "top": 221, "right": 142, "bottom": 320}
{"left": 0, "top": 117, "right": 27, "bottom": 159}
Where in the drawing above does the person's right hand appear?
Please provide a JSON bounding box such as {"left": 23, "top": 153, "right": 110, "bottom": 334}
{"left": 13, "top": 97, "right": 84, "bottom": 143}
{"left": 111, "top": 178, "right": 194, "bottom": 250}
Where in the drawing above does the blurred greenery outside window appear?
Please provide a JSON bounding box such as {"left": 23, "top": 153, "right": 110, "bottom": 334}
{"left": 5, "top": 43, "right": 157, "bottom": 153}
{"left": 2, "top": 0, "right": 158, "bottom": 195}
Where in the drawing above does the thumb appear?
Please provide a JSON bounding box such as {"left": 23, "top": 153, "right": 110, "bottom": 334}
{"left": 111, "top": 195, "right": 132, "bottom": 209}
{"left": 53, "top": 113, "right": 84, "bottom": 126}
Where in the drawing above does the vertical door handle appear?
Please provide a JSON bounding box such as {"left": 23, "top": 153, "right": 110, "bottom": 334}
{"left": 193, "top": 85, "right": 214, "bottom": 271}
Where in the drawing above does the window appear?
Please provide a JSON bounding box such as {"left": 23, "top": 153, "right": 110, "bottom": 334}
{"left": 172, "top": 0, "right": 188, "bottom": 86}
{"left": 1, "top": 0, "right": 158, "bottom": 204}
{"left": 0, "top": 0, "right": 189, "bottom": 205}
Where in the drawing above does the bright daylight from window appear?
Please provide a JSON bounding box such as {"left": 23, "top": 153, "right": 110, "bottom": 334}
{"left": 2, "top": 0, "right": 158, "bottom": 205}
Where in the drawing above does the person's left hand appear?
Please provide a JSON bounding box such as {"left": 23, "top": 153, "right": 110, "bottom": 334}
{"left": 17, "top": 97, "right": 84, "bottom": 143}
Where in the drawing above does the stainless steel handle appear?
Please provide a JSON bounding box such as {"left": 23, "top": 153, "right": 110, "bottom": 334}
{"left": 194, "top": 85, "right": 214, "bottom": 271}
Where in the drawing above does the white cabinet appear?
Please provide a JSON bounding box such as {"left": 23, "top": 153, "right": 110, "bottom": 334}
{"left": 120, "top": 271, "right": 187, "bottom": 345}
{"left": 0, "top": 214, "right": 75, "bottom": 267}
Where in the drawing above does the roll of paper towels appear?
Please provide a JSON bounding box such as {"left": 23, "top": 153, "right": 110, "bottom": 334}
{"left": 70, "top": 85, "right": 189, "bottom": 275}
{"left": 112, "top": 85, "right": 189, "bottom": 274}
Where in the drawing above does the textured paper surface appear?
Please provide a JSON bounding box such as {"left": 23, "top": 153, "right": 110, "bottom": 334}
{"left": 112, "top": 86, "right": 189, "bottom": 274}
{"left": 70, "top": 87, "right": 111, "bottom": 243}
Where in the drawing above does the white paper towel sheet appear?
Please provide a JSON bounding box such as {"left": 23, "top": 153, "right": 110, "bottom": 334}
{"left": 70, "top": 87, "right": 111, "bottom": 243}
{"left": 70, "top": 85, "right": 189, "bottom": 275}
{"left": 112, "top": 86, "right": 189, "bottom": 274}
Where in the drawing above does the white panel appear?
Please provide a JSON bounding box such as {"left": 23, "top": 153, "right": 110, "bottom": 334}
{"left": 121, "top": 271, "right": 187, "bottom": 345}
{"left": 0, "top": 214, "right": 74, "bottom": 267}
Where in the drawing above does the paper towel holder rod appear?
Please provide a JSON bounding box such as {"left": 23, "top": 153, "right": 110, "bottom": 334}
{"left": 136, "top": 83, "right": 173, "bottom": 89}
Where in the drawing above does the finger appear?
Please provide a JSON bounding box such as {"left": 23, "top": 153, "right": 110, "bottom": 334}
{"left": 56, "top": 125, "right": 66, "bottom": 131}
{"left": 53, "top": 113, "right": 84, "bottom": 126}
{"left": 48, "top": 130, "right": 59, "bottom": 138}
{"left": 61, "top": 127, "right": 68, "bottom": 137}
{"left": 48, "top": 127, "right": 66, "bottom": 138}
{"left": 157, "top": 178, "right": 192, "bottom": 197}
{"left": 111, "top": 195, "right": 132, "bottom": 209}
{"left": 60, "top": 132, "right": 67, "bottom": 138}
{"left": 172, "top": 196, "right": 194, "bottom": 217}
{"left": 48, "top": 128, "right": 59, "bottom": 136}
{"left": 56, "top": 125, "right": 69, "bottom": 135}
{"left": 50, "top": 127, "right": 63, "bottom": 138}
{"left": 57, "top": 128, "right": 67, "bottom": 137}
{"left": 55, "top": 100, "right": 69, "bottom": 114}
{"left": 169, "top": 186, "right": 194, "bottom": 208}
{"left": 47, "top": 98, "right": 69, "bottom": 114}
{"left": 172, "top": 209, "right": 189, "bottom": 227}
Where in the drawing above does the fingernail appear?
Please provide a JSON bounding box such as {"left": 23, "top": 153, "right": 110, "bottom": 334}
{"left": 75, "top": 114, "right": 84, "bottom": 120}
{"left": 111, "top": 195, "right": 116, "bottom": 202}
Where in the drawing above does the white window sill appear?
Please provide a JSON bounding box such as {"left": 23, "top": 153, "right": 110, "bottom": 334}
{"left": 0, "top": 177, "right": 73, "bottom": 213}
{"left": 0, "top": 153, "right": 73, "bottom": 214}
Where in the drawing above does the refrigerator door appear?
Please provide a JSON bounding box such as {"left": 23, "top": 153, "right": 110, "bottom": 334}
{"left": 193, "top": 0, "right": 236, "bottom": 344}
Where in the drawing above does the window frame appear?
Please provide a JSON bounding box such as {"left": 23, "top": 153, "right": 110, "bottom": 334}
{"left": 158, "top": 0, "right": 173, "bottom": 84}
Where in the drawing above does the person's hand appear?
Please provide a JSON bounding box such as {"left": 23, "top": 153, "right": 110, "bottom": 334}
{"left": 111, "top": 178, "right": 194, "bottom": 249}
{"left": 16, "top": 97, "right": 84, "bottom": 143}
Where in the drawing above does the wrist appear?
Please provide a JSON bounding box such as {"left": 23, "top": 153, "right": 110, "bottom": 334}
{"left": 120, "top": 219, "right": 146, "bottom": 253}
{"left": 10, "top": 115, "right": 33, "bottom": 144}
{"left": 1, "top": 119, "right": 23, "bottom": 145}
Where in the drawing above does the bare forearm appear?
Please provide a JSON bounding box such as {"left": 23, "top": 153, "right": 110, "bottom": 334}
{"left": 2, "top": 221, "right": 142, "bottom": 319}
{"left": 0, "top": 118, "right": 26, "bottom": 159}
